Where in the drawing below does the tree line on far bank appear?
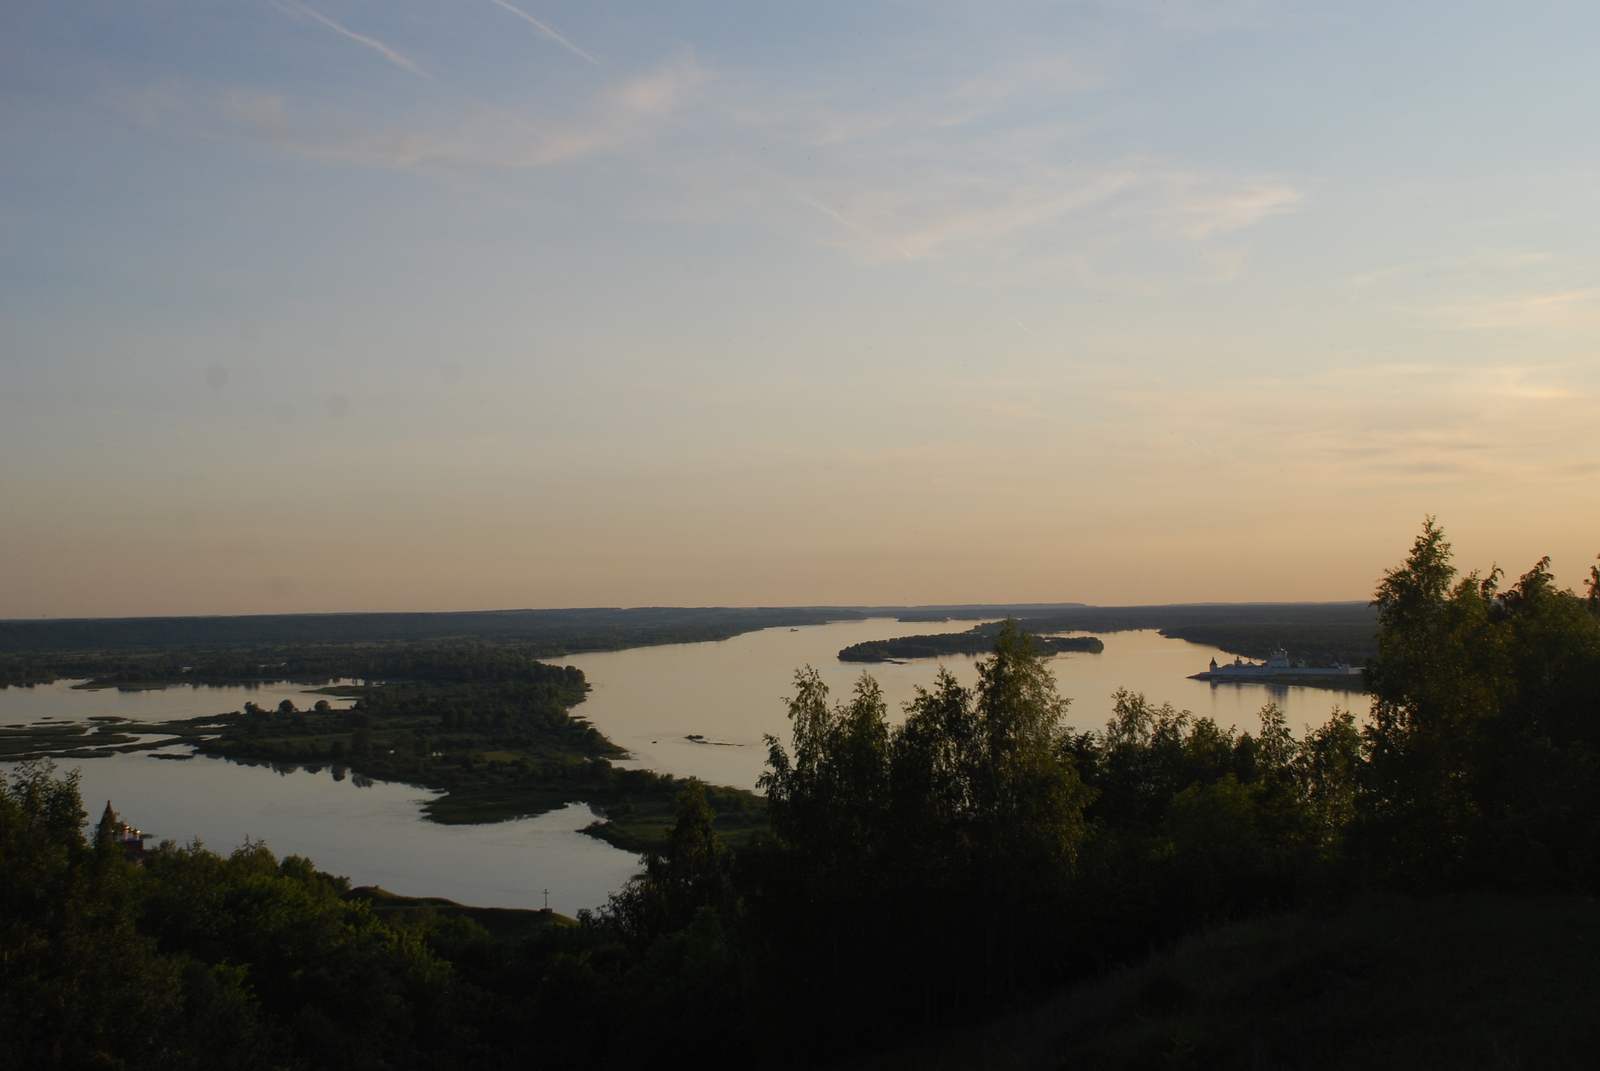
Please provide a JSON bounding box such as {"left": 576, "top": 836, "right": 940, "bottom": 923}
{"left": 4, "top": 520, "right": 1600, "bottom": 1069}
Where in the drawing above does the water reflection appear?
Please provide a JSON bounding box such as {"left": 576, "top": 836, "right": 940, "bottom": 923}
{"left": 557, "top": 622, "right": 1370, "bottom": 790}
{"left": 0, "top": 678, "right": 360, "bottom": 725}
{"left": 7, "top": 749, "right": 638, "bottom": 915}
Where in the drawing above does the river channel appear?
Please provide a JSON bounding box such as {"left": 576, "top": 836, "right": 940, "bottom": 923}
{"left": 561, "top": 623, "right": 1369, "bottom": 789}
{"left": 1, "top": 622, "right": 1367, "bottom": 913}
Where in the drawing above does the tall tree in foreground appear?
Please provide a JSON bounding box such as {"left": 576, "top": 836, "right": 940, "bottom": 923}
{"left": 752, "top": 670, "right": 892, "bottom": 1043}
{"left": 1361, "top": 519, "right": 1600, "bottom": 889}
{"left": 967, "top": 623, "right": 1092, "bottom": 996}
{"left": 752, "top": 623, "right": 1094, "bottom": 1053}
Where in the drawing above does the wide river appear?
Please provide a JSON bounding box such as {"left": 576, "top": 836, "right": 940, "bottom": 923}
{"left": 1, "top": 622, "right": 1366, "bottom": 914}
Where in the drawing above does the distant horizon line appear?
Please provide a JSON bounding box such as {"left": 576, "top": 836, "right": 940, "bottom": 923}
{"left": 0, "top": 600, "right": 1373, "bottom": 625}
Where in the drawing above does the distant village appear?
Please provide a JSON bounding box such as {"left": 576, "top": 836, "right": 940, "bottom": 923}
{"left": 1190, "top": 647, "right": 1361, "bottom": 681}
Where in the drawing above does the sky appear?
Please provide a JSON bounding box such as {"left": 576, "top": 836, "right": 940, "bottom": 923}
{"left": 3, "top": 0, "right": 1599, "bottom": 618}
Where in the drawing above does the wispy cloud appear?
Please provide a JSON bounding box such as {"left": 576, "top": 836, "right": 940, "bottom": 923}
{"left": 486, "top": 0, "right": 601, "bottom": 65}
{"left": 274, "top": 0, "right": 431, "bottom": 79}
{"left": 634, "top": 53, "right": 1308, "bottom": 272}
{"left": 222, "top": 10, "right": 1299, "bottom": 276}
{"left": 1411, "top": 286, "right": 1600, "bottom": 331}
{"left": 689, "top": 144, "right": 1301, "bottom": 270}
{"left": 1354, "top": 250, "right": 1555, "bottom": 288}
{"left": 796, "top": 195, "right": 914, "bottom": 259}
{"left": 221, "top": 58, "right": 708, "bottom": 168}
{"left": 1115, "top": 362, "right": 1600, "bottom": 487}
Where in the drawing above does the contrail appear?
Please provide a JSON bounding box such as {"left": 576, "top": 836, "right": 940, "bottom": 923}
{"left": 276, "top": 0, "right": 432, "bottom": 79}
{"left": 486, "top": 0, "right": 601, "bottom": 65}
{"left": 799, "top": 196, "right": 913, "bottom": 259}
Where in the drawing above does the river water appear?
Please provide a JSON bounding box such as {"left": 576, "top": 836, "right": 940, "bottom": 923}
{"left": 1, "top": 622, "right": 1366, "bottom": 913}
{"left": 1, "top": 678, "right": 636, "bottom": 915}
{"left": 0, "top": 677, "right": 361, "bottom": 724}
{"left": 561, "top": 623, "right": 1369, "bottom": 790}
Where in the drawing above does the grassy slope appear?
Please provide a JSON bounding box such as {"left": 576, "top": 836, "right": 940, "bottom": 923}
{"left": 344, "top": 885, "right": 579, "bottom": 938}
{"left": 859, "top": 891, "right": 1600, "bottom": 1070}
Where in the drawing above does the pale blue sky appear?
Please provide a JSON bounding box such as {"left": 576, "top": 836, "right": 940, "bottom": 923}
{"left": 3, "top": 0, "right": 1598, "bottom": 616}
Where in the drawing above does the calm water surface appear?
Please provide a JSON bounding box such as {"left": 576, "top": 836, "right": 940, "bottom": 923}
{"left": 1, "top": 679, "right": 636, "bottom": 914}
{"left": 0, "top": 678, "right": 360, "bottom": 724}
{"left": 561, "top": 621, "right": 1371, "bottom": 790}
{"left": 1, "top": 621, "right": 1366, "bottom": 911}
{"left": 49, "top": 750, "right": 637, "bottom": 916}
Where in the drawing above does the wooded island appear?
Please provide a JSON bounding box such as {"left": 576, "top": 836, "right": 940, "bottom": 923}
{"left": 838, "top": 622, "right": 1104, "bottom": 662}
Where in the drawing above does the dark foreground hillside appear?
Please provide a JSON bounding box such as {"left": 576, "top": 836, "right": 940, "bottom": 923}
{"left": 859, "top": 891, "right": 1600, "bottom": 1070}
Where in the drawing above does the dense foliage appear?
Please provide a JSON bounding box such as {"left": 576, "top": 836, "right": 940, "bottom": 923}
{"left": 1359, "top": 521, "right": 1600, "bottom": 890}
{"left": 711, "top": 631, "right": 1363, "bottom": 1060}
{"left": 0, "top": 765, "right": 461, "bottom": 1070}
{"left": 6, "top": 522, "right": 1600, "bottom": 1069}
